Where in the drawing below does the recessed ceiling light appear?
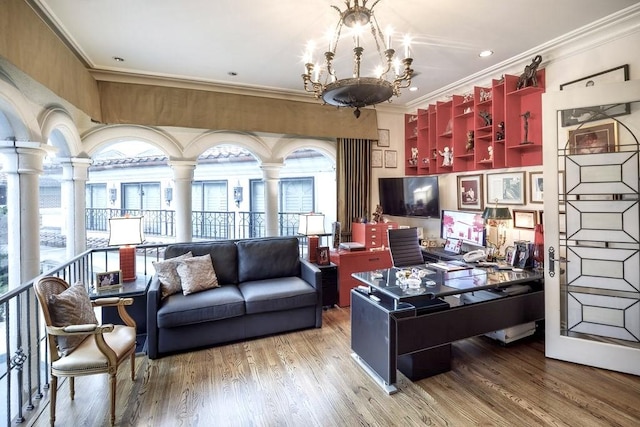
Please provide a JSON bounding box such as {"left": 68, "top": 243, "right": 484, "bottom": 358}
{"left": 112, "top": 56, "right": 125, "bottom": 62}
{"left": 479, "top": 50, "right": 493, "bottom": 58}
{"left": 409, "top": 86, "right": 418, "bottom": 92}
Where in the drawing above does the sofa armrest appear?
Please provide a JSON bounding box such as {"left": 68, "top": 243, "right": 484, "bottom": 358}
{"left": 300, "top": 259, "right": 323, "bottom": 328}
{"left": 146, "top": 276, "right": 162, "bottom": 359}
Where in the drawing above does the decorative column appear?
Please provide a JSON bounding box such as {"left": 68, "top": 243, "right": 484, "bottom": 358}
{"left": 59, "top": 157, "right": 92, "bottom": 258}
{"left": 260, "top": 162, "right": 283, "bottom": 237}
{"left": 0, "top": 141, "right": 49, "bottom": 287}
{"left": 169, "top": 161, "right": 196, "bottom": 242}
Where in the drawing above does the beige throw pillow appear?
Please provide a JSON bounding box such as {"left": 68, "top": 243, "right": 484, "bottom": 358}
{"left": 153, "top": 251, "right": 193, "bottom": 299}
{"left": 176, "top": 254, "right": 219, "bottom": 295}
{"left": 48, "top": 283, "right": 98, "bottom": 356}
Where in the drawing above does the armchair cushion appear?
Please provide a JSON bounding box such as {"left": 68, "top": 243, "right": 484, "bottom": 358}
{"left": 153, "top": 251, "right": 193, "bottom": 299}
{"left": 177, "top": 254, "right": 220, "bottom": 295}
{"left": 48, "top": 283, "right": 97, "bottom": 355}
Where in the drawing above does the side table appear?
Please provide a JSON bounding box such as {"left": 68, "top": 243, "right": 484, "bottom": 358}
{"left": 317, "top": 263, "right": 338, "bottom": 308}
{"left": 90, "top": 274, "right": 151, "bottom": 354}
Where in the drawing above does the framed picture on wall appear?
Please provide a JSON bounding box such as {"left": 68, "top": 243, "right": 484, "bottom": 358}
{"left": 457, "top": 174, "right": 484, "bottom": 211}
{"left": 568, "top": 121, "right": 618, "bottom": 154}
{"left": 371, "top": 149, "right": 383, "bottom": 168}
{"left": 384, "top": 150, "right": 397, "bottom": 168}
{"left": 513, "top": 210, "right": 537, "bottom": 229}
{"left": 529, "top": 171, "right": 543, "bottom": 203}
{"left": 486, "top": 172, "right": 525, "bottom": 205}
{"left": 377, "top": 129, "right": 390, "bottom": 147}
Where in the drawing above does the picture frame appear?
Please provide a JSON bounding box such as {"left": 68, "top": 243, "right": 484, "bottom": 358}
{"left": 457, "top": 174, "right": 484, "bottom": 211}
{"left": 529, "top": 171, "right": 543, "bottom": 204}
{"left": 568, "top": 121, "right": 618, "bottom": 155}
{"left": 559, "top": 65, "right": 630, "bottom": 127}
{"left": 95, "top": 270, "right": 122, "bottom": 290}
{"left": 384, "top": 150, "right": 397, "bottom": 168}
{"left": 486, "top": 171, "right": 525, "bottom": 205}
{"left": 371, "top": 149, "right": 383, "bottom": 168}
{"left": 377, "top": 129, "right": 390, "bottom": 147}
{"left": 316, "top": 246, "right": 330, "bottom": 266}
{"left": 512, "top": 210, "right": 537, "bottom": 230}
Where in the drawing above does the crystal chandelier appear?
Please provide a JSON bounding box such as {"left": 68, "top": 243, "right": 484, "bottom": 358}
{"left": 301, "top": 0, "right": 414, "bottom": 118}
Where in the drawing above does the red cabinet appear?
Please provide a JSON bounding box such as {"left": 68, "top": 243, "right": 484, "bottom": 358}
{"left": 329, "top": 249, "right": 392, "bottom": 307}
{"left": 351, "top": 222, "right": 398, "bottom": 250}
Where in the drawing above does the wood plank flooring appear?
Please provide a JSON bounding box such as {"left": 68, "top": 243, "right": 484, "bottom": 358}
{"left": 28, "top": 306, "right": 640, "bottom": 426}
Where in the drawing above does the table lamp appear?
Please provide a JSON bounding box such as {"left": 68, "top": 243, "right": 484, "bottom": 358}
{"left": 482, "top": 201, "right": 511, "bottom": 259}
{"left": 108, "top": 216, "right": 144, "bottom": 282}
{"left": 298, "top": 213, "right": 325, "bottom": 263}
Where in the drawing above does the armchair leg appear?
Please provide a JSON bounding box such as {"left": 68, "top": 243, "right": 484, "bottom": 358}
{"left": 110, "top": 373, "right": 116, "bottom": 426}
{"left": 130, "top": 352, "right": 135, "bottom": 380}
{"left": 50, "top": 375, "right": 57, "bottom": 426}
{"left": 69, "top": 377, "right": 75, "bottom": 400}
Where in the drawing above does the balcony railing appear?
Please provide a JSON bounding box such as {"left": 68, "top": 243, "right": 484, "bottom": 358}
{"left": 0, "top": 244, "right": 167, "bottom": 425}
{"left": 84, "top": 209, "right": 307, "bottom": 241}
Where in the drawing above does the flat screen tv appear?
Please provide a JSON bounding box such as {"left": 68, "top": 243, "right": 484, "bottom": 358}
{"left": 378, "top": 176, "right": 440, "bottom": 218}
{"left": 440, "top": 209, "right": 486, "bottom": 247}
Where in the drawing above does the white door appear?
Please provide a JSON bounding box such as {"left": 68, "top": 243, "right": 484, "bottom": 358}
{"left": 542, "top": 79, "right": 640, "bottom": 375}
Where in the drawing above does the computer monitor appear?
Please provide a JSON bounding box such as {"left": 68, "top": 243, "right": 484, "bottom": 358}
{"left": 440, "top": 209, "right": 486, "bottom": 248}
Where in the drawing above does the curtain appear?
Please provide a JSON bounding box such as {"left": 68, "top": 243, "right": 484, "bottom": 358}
{"left": 336, "top": 138, "right": 372, "bottom": 243}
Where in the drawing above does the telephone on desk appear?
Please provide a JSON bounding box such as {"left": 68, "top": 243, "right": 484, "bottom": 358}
{"left": 462, "top": 249, "right": 487, "bottom": 263}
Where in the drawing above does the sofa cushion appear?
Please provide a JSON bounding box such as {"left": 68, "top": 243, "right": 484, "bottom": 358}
{"left": 157, "top": 285, "right": 245, "bottom": 328}
{"left": 153, "top": 251, "right": 193, "bottom": 299}
{"left": 237, "top": 237, "right": 300, "bottom": 283}
{"left": 238, "top": 277, "right": 317, "bottom": 315}
{"left": 165, "top": 241, "right": 238, "bottom": 285}
{"left": 177, "top": 254, "right": 220, "bottom": 295}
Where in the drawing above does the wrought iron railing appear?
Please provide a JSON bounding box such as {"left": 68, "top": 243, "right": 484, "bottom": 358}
{"left": 0, "top": 244, "right": 167, "bottom": 425}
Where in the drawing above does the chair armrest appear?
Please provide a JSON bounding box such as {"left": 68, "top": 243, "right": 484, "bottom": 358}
{"left": 300, "top": 259, "right": 321, "bottom": 289}
{"left": 92, "top": 297, "right": 134, "bottom": 307}
{"left": 47, "top": 323, "right": 114, "bottom": 336}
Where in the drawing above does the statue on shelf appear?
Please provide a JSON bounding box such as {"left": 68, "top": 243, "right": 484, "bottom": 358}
{"left": 479, "top": 110, "right": 492, "bottom": 126}
{"left": 486, "top": 146, "right": 493, "bottom": 162}
{"left": 372, "top": 204, "right": 384, "bottom": 224}
{"left": 521, "top": 111, "right": 532, "bottom": 144}
{"left": 439, "top": 146, "right": 453, "bottom": 167}
{"left": 496, "top": 121, "right": 505, "bottom": 141}
{"left": 516, "top": 55, "right": 542, "bottom": 90}
{"left": 466, "top": 130, "right": 474, "bottom": 152}
{"left": 409, "top": 146, "right": 419, "bottom": 166}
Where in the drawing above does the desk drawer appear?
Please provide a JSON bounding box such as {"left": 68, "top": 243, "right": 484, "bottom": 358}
{"left": 330, "top": 250, "right": 392, "bottom": 307}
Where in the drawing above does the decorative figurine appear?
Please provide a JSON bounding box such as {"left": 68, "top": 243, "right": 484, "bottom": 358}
{"left": 439, "top": 146, "right": 453, "bottom": 167}
{"left": 409, "top": 146, "right": 419, "bottom": 166}
{"left": 372, "top": 204, "right": 384, "bottom": 224}
{"left": 521, "top": 111, "right": 532, "bottom": 144}
{"left": 432, "top": 149, "right": 438, "bottom": 160}
{"left": 516, "top": 55, "right": 542, "bottom": 90}
{"left": 466, "top": 130, "right": 474, "bottom": 152}
{"left": 479, "top": 110, "right": 492, "bottom": 126}
{"left": 487, "top": 146, "right": 493, "bottom": 161}
{"left": 496, "top": 121, "right": 505, "bottom": 140}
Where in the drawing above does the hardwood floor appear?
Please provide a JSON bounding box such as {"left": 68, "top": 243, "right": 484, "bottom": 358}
{"left": 28, "top": 307, "right": 640, "bottom": 426}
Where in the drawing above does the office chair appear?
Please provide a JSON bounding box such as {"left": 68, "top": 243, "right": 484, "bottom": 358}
{"left": 35, "top": 276, "right": 137, "bottom": 426}
{"left": 387, "top": 227, "right": 425, "bottom": 268}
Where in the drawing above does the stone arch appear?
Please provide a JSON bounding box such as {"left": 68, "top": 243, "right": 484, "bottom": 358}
{"left": 39, "top": 106, "right": 83, "bottom": 158}
{"left": 185, "top": 130, "right": 271, "bottom": 162}
{"left": 0, "top": 76, "right": 42, "bottom": 143}
{"left": 272, "top": 137, "right": 337, "bottom": 163}
{"left": 81, "top": 124, "right": 183, "bottom": 158}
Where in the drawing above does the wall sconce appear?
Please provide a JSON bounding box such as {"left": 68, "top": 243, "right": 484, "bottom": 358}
{"left": 164, "top": 187, "right": 173, "bottom": 206}
{"left": 233, "top": 183, "right": 243, "bottom": 208}
{"left": 109, "top": 188, "right": 117, "bottom": 205}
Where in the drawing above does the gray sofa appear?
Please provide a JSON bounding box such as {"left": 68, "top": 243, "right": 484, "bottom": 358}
{"left": 147, "top": 237, "right": 322, "bottom": 359}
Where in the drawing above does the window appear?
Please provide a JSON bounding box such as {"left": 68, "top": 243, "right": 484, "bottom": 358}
{"left": 280, "top": 177, "right": 314, "bottom": 212}
{"left": 192, "top": 180, "right": 228, "bottom": 212}
{"left": 122, "top": 182, "right": 161, "bottom": 211}
{"left": 86, "top": 184, "right": 107, "bottom": 208}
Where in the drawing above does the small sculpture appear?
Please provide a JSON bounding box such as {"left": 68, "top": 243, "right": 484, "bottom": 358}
{"left": 439, "top": 146, "right": 453, "bottom": 167}
{"left": 488, "top": 146, "right": 493, "bottom": 161}
{"left": 479, "top": 110, "right": 492, "bottom": 126}
{"left": 466, "top": 130, "right": 474, "bottom": 152}
{"left": 432, "top": 149, "right": 438, "bottom": 160}
{"left": 521, "top": 111, "right": 532, "bottom": 144}
{"left": 496, "top": 121, "right": 505, "bottom": 141}
{"left": 372, "top": 204, "right": 384, "bottom": 223}
{"left": 516, "top": 55, "right": 542, "bottom": 90}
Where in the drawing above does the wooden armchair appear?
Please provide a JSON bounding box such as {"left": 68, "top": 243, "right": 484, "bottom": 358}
{"left": 34, "top": 276, "right": 137, "bottom": 426}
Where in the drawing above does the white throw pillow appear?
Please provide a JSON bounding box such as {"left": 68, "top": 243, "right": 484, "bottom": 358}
{"left": 176, "top": 254, "right": 219, "bottom": 295}
{"left": 153, "top": 251, "right": 193, "bottom": 299}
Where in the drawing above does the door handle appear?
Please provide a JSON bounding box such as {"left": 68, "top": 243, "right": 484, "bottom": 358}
{"left": 548, "top": 247, "right": 569, "bottom": 277}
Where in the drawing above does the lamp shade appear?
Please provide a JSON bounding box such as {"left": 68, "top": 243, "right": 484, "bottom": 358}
{"left": 482, "top": 207, "right": 512, "bottom": 221}
{"left": 298, "top": 213, "right": 325, "bottom": 236}
{"left": 108, "top": 216, "right": 144, "bottom": 246}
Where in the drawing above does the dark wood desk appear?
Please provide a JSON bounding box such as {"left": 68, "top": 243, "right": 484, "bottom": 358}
{"left": 351, "top": 267, "right": 544, "bottom": 393}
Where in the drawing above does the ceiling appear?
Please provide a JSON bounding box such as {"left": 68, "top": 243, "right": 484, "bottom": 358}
{"left": 30, "top": 0, "right": 639, "bottom": 109}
